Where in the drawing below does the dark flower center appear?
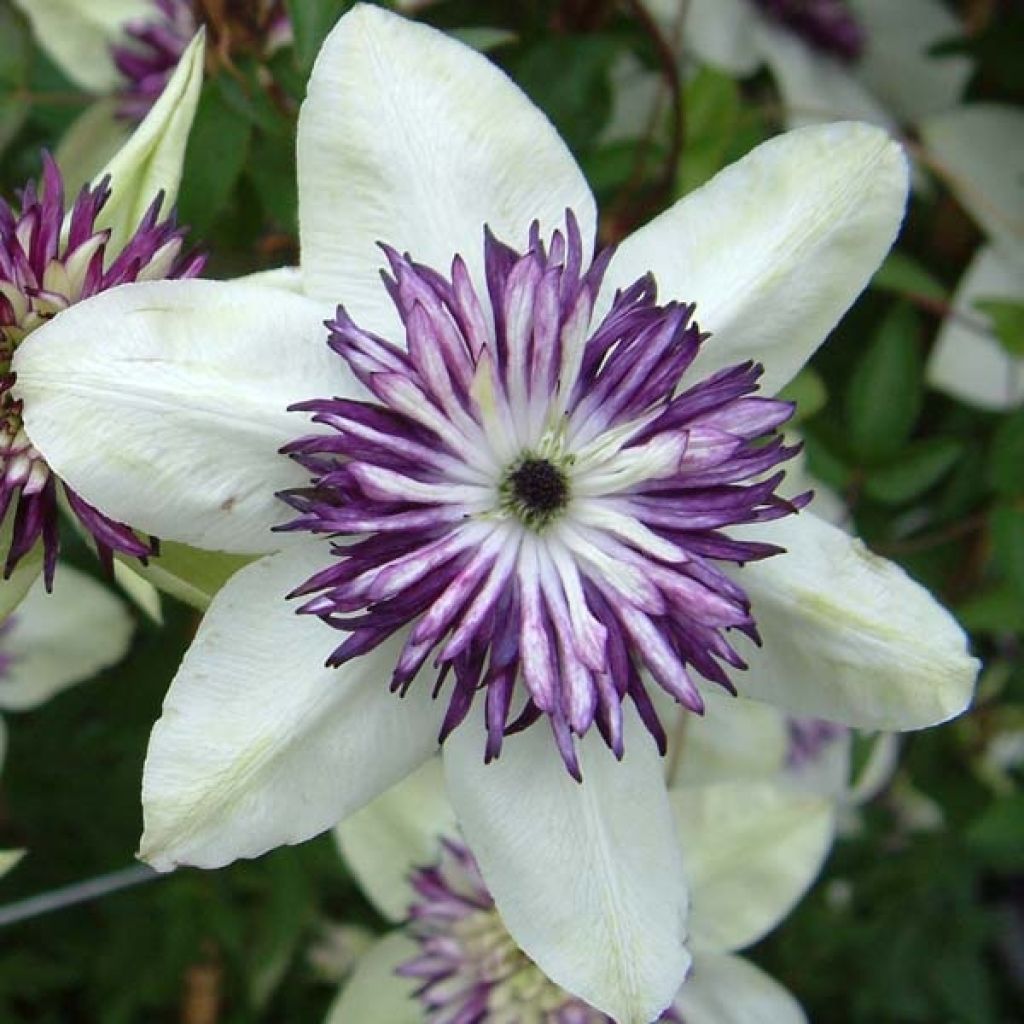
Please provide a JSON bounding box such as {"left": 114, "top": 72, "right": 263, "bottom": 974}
{"left": 507, "top": 456, "right": 569, "bottom": 521}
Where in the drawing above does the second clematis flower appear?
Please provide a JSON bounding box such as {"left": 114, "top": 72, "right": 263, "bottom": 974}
{"left": 12, "top": 5, "right": 978, "bottom": 1021}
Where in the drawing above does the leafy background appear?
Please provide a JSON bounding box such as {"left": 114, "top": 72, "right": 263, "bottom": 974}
{"left": 0, "top": 0, "right": 1022, "bottom": 1020}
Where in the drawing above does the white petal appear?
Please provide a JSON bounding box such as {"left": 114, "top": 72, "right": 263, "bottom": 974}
{"left": 730, "top": 512, "right": 978, "bottom": 730}
{"left": 672, "top": 779, "right": 833, "bottom": 953}
{"left": 0, "top": 848, "right": 26, "bottom": 879}
{"left": 10, "top": 0, "right": 149, "bottom": 92}
{"left": 673, "top": 952, "right": 808, "bottom": 1024}
{"left": 443, "top": 708, "right": 689, "bottom": 1024}
{"left": 13, "top": 279, "right": 351, "bottom": 554}
{"left": 233, "top": 266, "right": 304, "bottom": 293}
{"left": 55, "top": 100, "right": 132, "bottom": 199}
{"left": 140, "top": 542, "right": 441, "bottom": 871}
{"left": 755, "top": 25, "right": 894, "bottom": 130}
{"left": 0, "top": 565, "right": 134, "bottom": 711}
{"left": 671, "top": 0, "right": 762, "bottom": 75}
{"left": 921, "top": 104, "right": 1024, "bottom": 257}
{"left": 927, "top": 244, "right": 1024, "bottom": 410}
{"left": 786, "top": 728, "right": 852, "bottom": 801}
{"left": 334, "top": 757, "right": 457, "bottom": 922}
{"left": 325, "top": 934, "right": 420, "bottom": 1024}
{"left": 97, "top": 30, "right": 205, "bottom": 252}
{"left": 669, "top": 691, "right": 788, "bottom": 788}
{"left": 600, "top": 122, "right": 908, "bottom": 396}
{"left": 848, "top": 0, "right": 972, "bottom": 123}
{"left": 296, "top": 4, "right": 595, "bottom": 334}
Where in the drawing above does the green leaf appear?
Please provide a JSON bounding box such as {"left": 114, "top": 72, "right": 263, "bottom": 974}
{"left": 990, "top": 502, "right": 1024, "bottom": 598}
{"left": 287, "top": 0, "right": 356, "bottom": 71}
{"left": 777, "top": 367, "right": 827, "bottom": 423}
{"left": 0, "top": 5, "right": 31, "bottom": 88}
{"left": 974, "top": 297, "right": 1024, "bottom": 356}
{"left": 871, "top": 250, "right": 948, "bottom": 303}
{"left": 178, "top": 81, "right": 254, "bottom": 234}
{"left": 863, "top": 437, "right": 963, "bottom": 505}
{"left": 846, "top": 302, "right": 924, "bottom": 462}
{"left": 957, "top": 584, "right": 1024, "bottom": 634}
{"left": 677, "top": 67, "right": 741, "bottom": 195}
{"left": 988, "top": 407, "right": 1024, "bottom": 497}
{"left": 967, "top": 793, "right": 1024, "bottom": 870}
{"left": 124, "top": 541, "right": 254, "bottom": 610}
{"left": 451, "top": 27, "right": 518, "bottom": 52}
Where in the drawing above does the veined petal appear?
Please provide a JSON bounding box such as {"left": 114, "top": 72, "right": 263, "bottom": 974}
{"left": 0, "top": 566, "right": 133, "bottom": 711}
{"left": 296, "top": 3, "right": 595, "bottom": 335}
{"left": 600, "top": 122, "right": 908, "bottom": 396}
{"left": 13, "top": 279, "right": 350, "bottom": 554}
{"left": 927, "top": 245, "right": 1024, "bottom": 410}
{"left": 921, "top": 104, "right": 1024, "bottom": 258}
{"left": 443, "top": 707, "right": 689, "bottom": 1024}
{"left": 335, "top": 757, "right": 457, "bottom": 922}
{"left": 325, "top": 934, "right": 420, "bottom": 1024}
{"left": 848, "top": 0, "right": 972, "bottom": 123}
{"left": 141, "top": 543, "right": 442, "bottom": 871}
{"left": 671, "top": 780, "right": 834, "bottom": 954}
{"left": 10, "top": 0, "right": 150, "bottom": 92}
{"left": 97, "top": 29, "right": 205, "bottom": 252}
{"left": 730, "top": 512, "right": 978, "bottom": 730}
{"left": 673, "top": 953, "right": 808, "bottom": 1024}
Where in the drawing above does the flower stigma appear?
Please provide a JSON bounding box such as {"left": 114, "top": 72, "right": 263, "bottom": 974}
{"left": 279, "top": 212, "right": 808, "bottom": 778}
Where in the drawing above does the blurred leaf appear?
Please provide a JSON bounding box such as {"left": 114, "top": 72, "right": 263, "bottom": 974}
{"left": 677, "top": 67, "right": 740, "bottom": 195}
{"left": 990, "top": 502, "right": 1024, "bottom": 597}
{"left": 127, "top": 541, "right": 254, "bottom": 611}
{"left": 287, "top": 0, "right": 355, "bottom": 70}
{"left": 864, "top": 438, "right": 963, "bottom": 505}
{"left": 0, "top": 4, "right": 31, "bottom": 87}
{"left": 957, "top": 584, "right": 1024, "bottom": 634}
{"left": 988, "top": 407, "right": 1024, "bottom": 497}
{"left": 452, "top": 27, "right": 518, "bottom": 52}
{"left": 846, "top": 303, "right": 924, "bottom": 461}
{"left": 967, "top": 793, "right": 1024, "bottom": 870}
{"left": 778, "top": 366, "right": 827, "bottom": 423}
{"left": 247, "top": 130, "right": 298, "bottom": 229}
{"left": 872, "top": 250, "right": 948, "bottom": 302}
{"left": 975, "top": 297, "right": 1024, "bottom": 357}
{"left": 178, "top": 81, "right": 254, "bottom": 234}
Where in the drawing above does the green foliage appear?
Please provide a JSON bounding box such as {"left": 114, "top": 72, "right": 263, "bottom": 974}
{"left": 976, "top": 298, "right": 1024, "bottom": 357}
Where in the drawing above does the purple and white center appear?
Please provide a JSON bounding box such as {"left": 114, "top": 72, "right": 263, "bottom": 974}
{"left": 281, "top": 214, "right": 807, "bottom": 776}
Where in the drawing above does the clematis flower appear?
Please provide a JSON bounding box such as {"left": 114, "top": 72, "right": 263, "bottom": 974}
{"left": 922, "top": 104, "right": 1024, "bottom": 411}
{"left": 12, "top": 6, "right": 977, "bottom": 1019}
{"left": 330, "top": 751, "right": 832, "bottom": 1023}
{"left": 0, "top": 31, "right": 204, "bottom": 607}
{"left": 643, "top": 0, "right": 971, "bottom": 131}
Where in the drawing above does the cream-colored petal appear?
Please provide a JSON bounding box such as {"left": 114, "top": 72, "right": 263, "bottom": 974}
{"left": 335, "top": 757, "right": 457, "bottom": 922}
{"left": 325, "top": 934, "right": 420, "bottom": 1024}
{"left": 0, "top": 848, "right": 25, "bottom": 879}
{"left": 927, "top": 244, "right": 1024, "bottom": 411}
{"left": 730, "top": 512, "right": 978, "bottom": 730}
{"left": 673, "top": 780, "right": 834, "bottom": 953}
{"left": 13, "top": 279, "right": 351, "bottom": 554}
{"left": 672, "top": 0, "right": 762, "bottom": 75}
{"left": 600, "top": 122, "right": 908, "bottom": 397}
{"left": 141, "top": 543, "right": 442, "bottom": 871}
{"left": 848, "top": 0, "right": 972, "bottom": 123}
{"left": 297, "top": 4, "right": 595, "bottom": 336}
{"left": 673, "top": 952, "right": 807, "bottom": 1024}
{"left": 97, "top": 30, "right": 205, "bottom": 252}
{"left": 11, "top": 0, "right": 149, "bottom": 92}
{"left": 0, "top": 565, "right": 133, "bottom": 711}
{"left": 443, "top": 708, "right": 689, "bottom": 1024}
{"left": 921, "top": 104, "right": 1024, "bottom": 257}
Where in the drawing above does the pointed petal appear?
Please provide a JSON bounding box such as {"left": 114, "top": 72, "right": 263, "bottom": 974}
{"left": 140, "top": 542, "right": 442, "bottom": 871}
{"left": 0, "top": 848, "right": 26, "bottom": 879}
{"left": 848, "top": 0, "right": 972, "bottom": 123}
{"left": 0, "top": 565, "right": 134, "bottom": 711}
{"left": 600, "top": 122, "right": 908, "bottom": 396}
{"left": 296, "top": 4, "right": 595, "bottom": 334}
{"left": 921, "top": 104, "right": 1024, "bottom": 259}
{"left": 730, "top": 512, "right": 978, "bottom": 730}
{"left": 10, "top": 0, "right": 149, "bottom": 92}
{"left": 335, "top": 757, "right": 457, "bottom": 922}
{"left": 325, "top": 934, "right": 420, "bottom": 1024}
{"left": 443, "top": 709, "right": 689, "bottom": 1024}
{"left": 13, "top": 279, "right": 351, "bottom": 554}
{"left": 927, "top": 244, "right": 1024, "bottom": 410}
{"left": 672, "top": 780, "right": 834, "bottom": 953}
{"left": 97, "top": 29, "right": 205, "bottom": 252}
{"left": 673, "top": 953, "right": 808, "bottom": 1024}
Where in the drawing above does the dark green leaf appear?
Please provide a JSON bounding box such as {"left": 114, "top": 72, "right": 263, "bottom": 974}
{"left": 957, "top": 584, "right": 1024, "bottom": 634}
{"left": 677, "top": 67, "right": 740, "bottom": 195}
{"left": 990, "top": 501, "right": 1024, "bottom": 597}
{"left": 286, "top": 0, "right": 355, "bottom": 71}
{"left": 778, "top": 367, "right": 827, "bottom": 423}
{"left": 988, "top": 407, "right": 1024, "bottom": 497}
{"left": 864, "top": 437, "right": 963, "bottom": 505}
{"left": 975, "top": 297, "right": 1024, "bottom": 357}
{"left": 872, "top": 250, "right": 948, "bottom": 303}
{"left": 967, "top": 793, "right": 1024, "bottom": 870}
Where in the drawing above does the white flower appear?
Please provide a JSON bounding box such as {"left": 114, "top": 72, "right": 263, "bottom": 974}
{"left": 10, "top": 6, "right": 976, "bottom": 1020}
{"left": 922, "top": 104, "right": 1024, "bottom": 410}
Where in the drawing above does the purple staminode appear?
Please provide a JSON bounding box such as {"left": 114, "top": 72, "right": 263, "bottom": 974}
{"left": 280, "top": 213, "right": 806, "bottom": 778}
{"left": 0, "top": 154, "right": 204, "bottom": 586}
{"left": 786, "top": 716, "right": 848, "bottom": 769}
{"left": 400, "top": 838, "right": 684, "bottom": 1022}
{"left": 753, "top": 0, "right": 866, "bottom": 62}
